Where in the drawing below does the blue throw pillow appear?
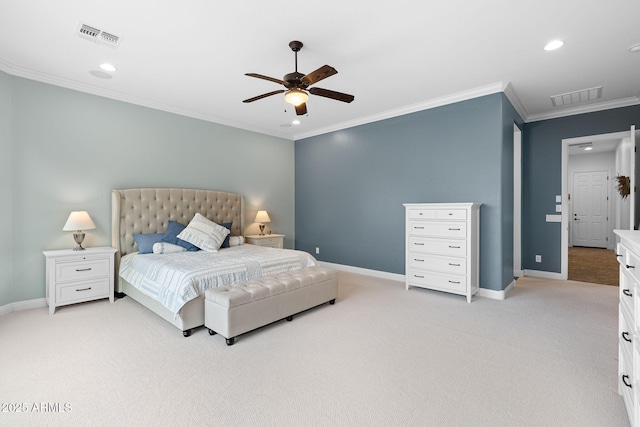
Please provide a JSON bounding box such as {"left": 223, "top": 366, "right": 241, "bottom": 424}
{"left": 162, "top": 221, "right": 199, "bottom": 251}
{"left": 132, "top": 233, "right": 165, "bottom": 254}
{"left": 220, "top": 222, "right": 233, "bottom": 248}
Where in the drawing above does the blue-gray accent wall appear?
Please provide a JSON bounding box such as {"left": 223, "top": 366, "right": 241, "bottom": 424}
{"left": 522, "top": 105, "right": 640, "bottom": 273}
{"left": 295, "top": 93, "right": 523, "bottom": 291}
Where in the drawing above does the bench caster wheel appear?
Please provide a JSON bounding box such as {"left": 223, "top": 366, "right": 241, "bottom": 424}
{"left": 329, "top": 299, "right": 336, "bottom": 305}
{"left": 208, "top": 329, "right": 216, "bottom": 336}
{"left": 226, "top": 337, "right": 235, "bottom": 346}
{"left": 183, "top": 329, "right": 192, "bottom": 337}
{"left": 286, "top": 315, "right": 293, "bottom": 321}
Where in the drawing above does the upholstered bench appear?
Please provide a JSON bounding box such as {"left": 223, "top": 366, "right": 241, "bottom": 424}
{"left": 204, "top": 267, "right": 338, "bottom": 345}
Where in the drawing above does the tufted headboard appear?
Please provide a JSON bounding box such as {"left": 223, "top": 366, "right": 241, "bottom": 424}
{"left": 111, "top": 188, "right": 244, "bottom": 259}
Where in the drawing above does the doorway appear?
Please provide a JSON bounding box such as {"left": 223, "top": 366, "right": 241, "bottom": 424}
{"left": 561, "top": 127, "right": 636, "bottom": 282}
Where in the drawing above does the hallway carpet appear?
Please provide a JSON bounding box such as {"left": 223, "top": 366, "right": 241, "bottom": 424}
{"left": 568, "top": 246, "right": 619, "bottom": 286}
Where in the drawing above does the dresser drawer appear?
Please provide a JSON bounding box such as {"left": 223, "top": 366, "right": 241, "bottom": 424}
{"left": 625, "top": 249, "right": 640, "bottom": 284}
{"left": 409, "top": 237, "right": 467, "bottom": 257}
{"left": 56, "top": 257, "right": 111, "bottom": 282}
{"left": 409, "top": 254, "right": 467, "bottom": 275}
{"left": 407, "top": 270, "right": 466, "bottom": 293}
{"left": 620, "top": 348, "right": 634, "bottom": 423}
{"left": 408, "top": 222, "right": 467, "bottom": 238}
{"left": 436, "top": 209, "right": 467, "bottom": 220}
{"left": 408, "top": 209, "right": 437, "bottom": 220}
{"left": 620, "top": 305, "right": 634, "bottom": 362}
{"left": 56, "top": 277, "right": 110, "bottom": 304}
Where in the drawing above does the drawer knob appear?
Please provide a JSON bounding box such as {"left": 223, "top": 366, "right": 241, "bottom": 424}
{"left": 76, "top": 287, "right": 92, "bottom": 292}
{"left": 623, "top": 289, "right": 633, "bottom": 297}
{"left": 626, "top": 264, "right": 635, "bottom": 269}
{"left": 622, "top": 332, "right": 632, "bottom": 343}
{"left": 623, "top": 375, "right": 633, "bottom": 389}
{"left": 76, "top": 268, "right": 92, "bottom": 272}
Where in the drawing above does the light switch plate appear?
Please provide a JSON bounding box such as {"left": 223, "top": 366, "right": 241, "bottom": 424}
{"left": 546, "top": 214, "right": 562, "bottom": 222}
{"left": 555, "top": 205, "right": 562, "bottom": 212}
{"left": 555, "top": 195, "right": 562, "bottom": 203}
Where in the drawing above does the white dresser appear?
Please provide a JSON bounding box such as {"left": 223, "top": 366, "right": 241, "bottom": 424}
{"left": 404, "top": 203, "right": 481, "bottom": 303}
{"left": 615, "top": 229, "right": 640, "bottom": 426}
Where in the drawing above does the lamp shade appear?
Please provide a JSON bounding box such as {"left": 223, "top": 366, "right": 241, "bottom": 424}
{"left": 62, "top": 211, "right": 96, "bottom": 231}
{"left": 284, "top": 89, "right": 309, "bottom": 107}
{"left": 254, "top": 210, "right": 271, "bottom": 223}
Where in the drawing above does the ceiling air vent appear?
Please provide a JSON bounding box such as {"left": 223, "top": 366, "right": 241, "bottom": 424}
{"left": 551, "top": 86, "right": 602, "bottom": 107}
{"left": 77, "top": 22, "right": 121, "bottom": 48}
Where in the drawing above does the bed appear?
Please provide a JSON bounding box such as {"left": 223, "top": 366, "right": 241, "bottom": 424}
{"left": 111, "top": 188, "right": 315, "bottom": 336}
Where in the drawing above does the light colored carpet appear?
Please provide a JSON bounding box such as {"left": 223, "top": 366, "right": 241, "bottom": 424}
{"left": 0, "top": 273, "right": 629, "bottom": 427}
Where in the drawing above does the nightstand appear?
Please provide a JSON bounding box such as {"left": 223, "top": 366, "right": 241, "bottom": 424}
{"left": 245, "top": 234, "right": 285, "bottom": 249}
{"left": 43, "top": 246, "right": 117, "bottom": 315}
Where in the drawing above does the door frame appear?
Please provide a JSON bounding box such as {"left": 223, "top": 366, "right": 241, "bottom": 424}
{"left": 561, "top": 129, "right": 632, "bottom": 280}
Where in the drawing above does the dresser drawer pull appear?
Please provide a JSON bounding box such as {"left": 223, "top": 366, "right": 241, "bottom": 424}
{"left": 448, "top": 263, "right": 461, "bottom": 267}
{"left": 448, "top": 245, "right": 461, "bottom": 249}
{"left": 414, "top": 258, "right": 424, "bottom": 262}
{"left": 623, "top": 375, "right": 633, "bottom": 389}
{"left": 622, "top": 332, "right": 632, "bottom": 343}
{"left": 75, "top": 268, "right": 92, "bottom": 272}
{"left": 623, "top": 289, "right": 633, "bottom": 297}
{"left": 76, "top": 287, "right": 92, "bottom": 292}
{"left": 448, "top": 280, "right": 461, "bottom": 284}
{"left": 626, "top": 264, "right": 635, "bottom": 269}
{"left": 617, "top": 254, "right": 622, "bottom": 257}
{"left": 448, "top": 228, "right": 461, "bottom": 231}
{"left": 414, "top": 243, "right": 425, "bottom": 246}
{"left": 414, "top": 226, "right": 425, "bottom": 230}
{"left": 413, "top": 274, "right": 424, "bottom": 279}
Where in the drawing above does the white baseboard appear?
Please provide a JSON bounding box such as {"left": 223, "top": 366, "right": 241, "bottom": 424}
{"left": 524, "top": 269, "right": 564, "bottom": 280}
{"left": 318, "top": 261, "right": 512, "bottom": 301}
{"left": 0, "top": 298, "right": 47, "bottom": 316}
{"left": 318, "top": 261, "right": 405, "bottom": 283}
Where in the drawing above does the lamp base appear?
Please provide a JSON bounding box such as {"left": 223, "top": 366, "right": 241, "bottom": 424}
{"left": 259, "top": 224, "right": 265, "bottom": 236}
{"left": 72, "top": 232, "right": 86, "bottom": 251}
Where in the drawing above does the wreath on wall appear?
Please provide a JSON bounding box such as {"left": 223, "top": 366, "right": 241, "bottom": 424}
{"left": 617, "top": 175, "right": 631, "bottom": 199}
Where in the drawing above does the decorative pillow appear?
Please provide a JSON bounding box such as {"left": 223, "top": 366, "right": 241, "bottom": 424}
{"left": 177, "top": 213, "right": 230, "bottom": 252}
{"left": 152, "top": 242, "right": 187, "bottom": 254}
{"left": 228, "top": 236, "right": 245, "bottom": 247}
{"left": 220, "top": 222, "right": 233, "bottom": 248}
{"left": 132, "top": 233, "right": 165, "bottom": 254}
{"left": 161, "top": 221, "right": 199, "bottom": 251}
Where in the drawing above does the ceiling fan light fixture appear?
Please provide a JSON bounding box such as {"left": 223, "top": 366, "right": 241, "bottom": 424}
{"left": 284, "top": 89, "right": 309, "bottom": 106}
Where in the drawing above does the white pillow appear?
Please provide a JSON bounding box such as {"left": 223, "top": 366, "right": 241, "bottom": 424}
{"left": 229, "top": 236, "right": 245, "bottom": 247}
{"left": 152, "top": 242, "right": 187, "bottom": 254}
{"left": 177, "top": 213, "right": 230, "bottom": 252}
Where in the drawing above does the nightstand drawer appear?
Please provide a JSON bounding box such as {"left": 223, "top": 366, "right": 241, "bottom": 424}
{"left": 56, "top": 258, "right": 110, "bottom": 282}
{"left": 256, "top": 237, "right": 282, "bottom": 247}
{"left": 57, "top": 277, "right": 110, "bottom": 304}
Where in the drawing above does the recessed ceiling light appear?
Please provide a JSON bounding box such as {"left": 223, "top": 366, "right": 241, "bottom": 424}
{"left": 544, "top": 40, "right": 564, "bottom": 51}
{"left": 292, "top": 120, "right": 301, "bottom": 125}
{"left": 584, "top": 146, "right": 593, "bottom": 151}
{"left": 99, "top": 63, "right": 117, "bottom": 72}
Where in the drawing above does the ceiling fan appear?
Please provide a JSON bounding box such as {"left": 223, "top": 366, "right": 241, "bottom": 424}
{"left": 243, "top": 40, "right": 354, "bottom": 116}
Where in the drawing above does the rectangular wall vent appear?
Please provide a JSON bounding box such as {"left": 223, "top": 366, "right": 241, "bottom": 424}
{"left": 551, "top": 86, "right": 602, "bottom": 107}
{"left": 77, "top": 22, "right": 121, "bottom": 48}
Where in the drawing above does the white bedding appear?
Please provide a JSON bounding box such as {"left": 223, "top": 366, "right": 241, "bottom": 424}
{"left": 119, "top": 244, "right": 317, "bottom": 316}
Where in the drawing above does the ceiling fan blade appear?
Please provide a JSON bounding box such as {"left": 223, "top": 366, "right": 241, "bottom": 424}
{"left": 243, "top": 90, "right": 285, "bottom": 103}
{"left": 295, "top": 103, "right": 307, "bottom": 116}
{"left": 302, "top": 65, "right": 337, "bottom": 86}
{"left": 245, "top": 73, "right": 287, "bottom": 86}
{"left": 309, "top": 87, "right": 354, "bottom": 103}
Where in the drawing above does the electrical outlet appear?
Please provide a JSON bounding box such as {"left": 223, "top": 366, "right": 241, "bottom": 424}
{"left": 315, "top": 247, "right": 320, "bottom": 254}
{"left": 535, "top": 255, "right": 542, "bottom": 263}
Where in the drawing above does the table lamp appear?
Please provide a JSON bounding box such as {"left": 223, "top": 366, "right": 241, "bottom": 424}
{"left": 254, "top": 210, "right": 271, "bottom": 236}
{"left": 62, "top": 211, "right": 96, "bottom": 250}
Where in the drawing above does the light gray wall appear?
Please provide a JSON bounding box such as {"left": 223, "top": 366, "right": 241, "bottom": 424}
{"left": 4, "top": 73, "right": 294, "bottom": 305}
{"left": 0, "top": 71, "right": 12, "bottom": 306}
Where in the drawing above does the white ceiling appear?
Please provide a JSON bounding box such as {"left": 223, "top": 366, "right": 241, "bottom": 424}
{"left": 1, "top": 0, "right": 639, "bottom": 140}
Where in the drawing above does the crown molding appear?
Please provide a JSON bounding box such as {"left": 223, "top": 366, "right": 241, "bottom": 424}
{"left": 502, "top": 82, "right": 528, "bottom": 121}
{"left": 0, "top": 59, "right": 294, "bottom": 140}
{"left": 294, "top": 82, "right": 506, "bottom": 140}
{"left": 526, "top": 95, "right": 640, "bottom": 123}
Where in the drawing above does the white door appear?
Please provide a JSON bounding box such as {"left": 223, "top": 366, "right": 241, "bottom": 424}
{"left": 572, "top": 170, "right": 608, "bottom": 247}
